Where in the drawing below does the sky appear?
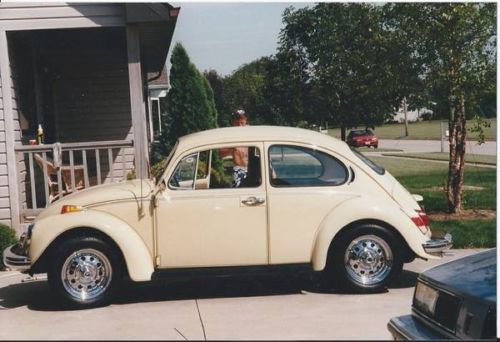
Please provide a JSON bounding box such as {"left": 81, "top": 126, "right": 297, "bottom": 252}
{"left": 168, "top": 2, "right": 310, "bottom": 76}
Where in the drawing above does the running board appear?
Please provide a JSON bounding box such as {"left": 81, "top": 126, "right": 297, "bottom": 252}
{"left": 151, "top": 263, "right": 313, "bottom": 281}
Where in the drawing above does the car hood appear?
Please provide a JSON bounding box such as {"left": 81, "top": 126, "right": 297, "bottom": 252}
{"left": 420, "top": 249, "right": 497, "bottom": 304}
{"left": 35, "top": 179, "right": 155, "bottom": 221}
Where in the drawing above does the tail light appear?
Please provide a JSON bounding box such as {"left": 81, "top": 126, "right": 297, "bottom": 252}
{"left": 411, "top": 209, "right": 430, "bottom": 233}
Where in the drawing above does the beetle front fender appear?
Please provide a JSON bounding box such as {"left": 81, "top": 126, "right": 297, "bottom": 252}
{"left": 30, "top": 210, "right": 154, "bottom": 282}
{"left": 311, "top": 197, "right": 438, "bottom": 271}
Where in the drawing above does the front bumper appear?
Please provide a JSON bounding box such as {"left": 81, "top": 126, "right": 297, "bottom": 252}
{"left": 388, "top": 315, "right": 449, "bottom": 340}
{"left": 349, "top": 140, "right": 378, "bottom": 147}
{"left": 2, "top": 224, "right": 33, "bottom": 272}
{"left": 3, "top": 244, "right": 31, "bottom": 271}
{"left": 422, "top": 233, "right": 453, "bottom": 256}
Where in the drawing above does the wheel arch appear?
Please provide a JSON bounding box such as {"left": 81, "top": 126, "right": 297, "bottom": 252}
{"left": 31, "top": 227, "right": 127, "bottom": 277}
{"left": 324, "top": 219, "right": 415, "bottom": 267}
{"left": 311, "top": 206, "right": 424, "bottom": 272}
{"left": 29, "top": 210, "right": 154, "bottom": 281}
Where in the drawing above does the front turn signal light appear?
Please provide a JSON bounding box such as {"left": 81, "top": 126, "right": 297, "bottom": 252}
{"left": 61, "top": 205, "right": 84, "bottom": 214}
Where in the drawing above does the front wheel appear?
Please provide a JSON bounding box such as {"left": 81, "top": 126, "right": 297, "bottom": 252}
{"left": 48, "top": 236, "right": 121, "bottom": 308}
{"left": 325, "top": 224, "right": 403, "bottom": 292}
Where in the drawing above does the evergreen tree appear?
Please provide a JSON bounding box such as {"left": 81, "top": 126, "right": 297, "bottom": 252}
{"left": 151, "top": 43, "right": 218, "bottom": 164}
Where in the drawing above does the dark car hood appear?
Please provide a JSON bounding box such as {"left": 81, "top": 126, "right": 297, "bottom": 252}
{"left": 420, "top": 249, "right": 497, "bottom": 304}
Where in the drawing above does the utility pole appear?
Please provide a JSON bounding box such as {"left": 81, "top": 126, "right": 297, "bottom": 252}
{"left": 403, "top": 98, "right": 409, "bottom": 137}
{"left": 440, "top": 121, "right": 445, "bottom": 153}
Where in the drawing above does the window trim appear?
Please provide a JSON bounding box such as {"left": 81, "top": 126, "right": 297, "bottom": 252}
{"left": 268, "top": 144, "right": 349, "bottom": 188}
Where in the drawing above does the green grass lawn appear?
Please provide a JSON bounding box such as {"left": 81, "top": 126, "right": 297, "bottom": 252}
{"left": 328, "top": 118, "right": 496, "bottom": 141}
{"left": 369, "top": 155, "right": 496, "bottom": 248}
{"left": 370, "top": 156, "right": 496, "bottom": 212}
{"left": 382, "top": 152, "right": 497, "bottom": 166}
{"left": 431, "top": 219, "right": 496, "bottom": 248}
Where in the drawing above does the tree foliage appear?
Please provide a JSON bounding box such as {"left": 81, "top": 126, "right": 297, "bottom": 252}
{"left": 151, "top": 43, "right": 218, "bottom": 164}
{"left": 204, "top": 69, "right": 227, "bottom": 126}
{"left": 277, "top": 4, "right": 411, "bottom": 138}
{"left": 385, "top": 3, "right": 496, "bottom": 213}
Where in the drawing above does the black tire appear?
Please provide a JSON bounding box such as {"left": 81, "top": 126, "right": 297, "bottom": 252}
{"left": 325, "top": 224, "right": 403, "bottom": 292}
{"left": 47, "top": 236, "right": 122, "bottom": 308}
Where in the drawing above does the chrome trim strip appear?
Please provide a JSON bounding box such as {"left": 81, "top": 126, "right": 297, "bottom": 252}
{"left": 2, "top": 244, "right": 31, "bottom": 271}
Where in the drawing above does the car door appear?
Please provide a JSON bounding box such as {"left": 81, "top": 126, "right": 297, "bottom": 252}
{"left": 155, "top": 142, "right": 268, "bottom": 268}
{"left": 265, "top": 142, "right": 356, "bottom": 264}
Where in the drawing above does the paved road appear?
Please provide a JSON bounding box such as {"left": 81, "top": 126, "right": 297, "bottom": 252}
{"left": 379, "top": 139, "right": 497, "bottom": 155}
{"left": 0, "top": 249, "right": 483, "bottom": 340}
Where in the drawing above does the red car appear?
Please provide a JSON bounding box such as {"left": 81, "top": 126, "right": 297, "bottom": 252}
{"left": 347, "top": 129, "right": 379, "bottom": 148}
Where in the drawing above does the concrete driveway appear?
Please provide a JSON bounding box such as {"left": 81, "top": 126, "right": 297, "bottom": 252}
{"left": 0, "top": 249, "right": 483, "bottom": 340}
{"left": 380, "top": 139, "right": 496, "bottom": 155}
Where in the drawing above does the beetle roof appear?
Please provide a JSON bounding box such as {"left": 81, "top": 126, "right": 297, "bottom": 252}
{"left": 177, "top": 125, "right": 350, "bottom": 153}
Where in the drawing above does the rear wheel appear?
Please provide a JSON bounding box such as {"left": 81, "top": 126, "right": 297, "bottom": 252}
{"left": 325, "top": 224, "right": 403, "bottom": 292}
{"left": 48, "top": 236, "right": 121, "bottom": 308}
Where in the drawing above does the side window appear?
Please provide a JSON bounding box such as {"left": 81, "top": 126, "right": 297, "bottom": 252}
{"left": 169, "top": 147, "right": 262, "bottom": 190}
{"left": 209, "top": 146, "right": 261, "bottom": 189}
{"left": 169, "top": 153, "right": 198, "bottom": 189}
{"left": 269, "top": 145, "right": 348, "bottom": 187}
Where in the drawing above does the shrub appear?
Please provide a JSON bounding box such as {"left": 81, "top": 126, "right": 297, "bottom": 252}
{"left": 0, "top": 223, "right": 18, "bottom": 270}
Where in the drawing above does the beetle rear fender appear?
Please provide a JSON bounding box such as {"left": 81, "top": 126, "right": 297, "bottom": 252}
{"left": 30, "top": 210, "right": 154, "bottom": 282}
{"left": 311, "top": 197, "right": 437, "bottom": 271}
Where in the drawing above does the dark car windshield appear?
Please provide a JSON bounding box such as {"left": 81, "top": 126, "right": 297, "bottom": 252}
{"left": 351, "top": 130, "right": 374, "bottom": 137}
{"left": 351, "top": 148, "right": 385, "bottom": 175}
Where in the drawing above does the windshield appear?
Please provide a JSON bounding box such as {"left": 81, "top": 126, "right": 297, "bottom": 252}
{"left": 352, "top": 130, "right": 373, "bottom": 136}
{"left": 351, "top": 148, "right": 385, "bottom": 175}
{"left": 155, "top": 141, "right": 179, "bottom": 183}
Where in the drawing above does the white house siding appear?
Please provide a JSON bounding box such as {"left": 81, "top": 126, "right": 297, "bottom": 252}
{"left": 0, "top": 76, "right": 11, "bottom": 226}
{"left": 0, "top": 3, "right": 125, "bottom": 31}
{"left": 9, "top": 52, "right": 27, "bottom": 219}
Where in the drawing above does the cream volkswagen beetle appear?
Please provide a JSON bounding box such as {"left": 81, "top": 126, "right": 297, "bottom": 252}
{"left": 4, "top": 126, "right": 452, "bottom": 307}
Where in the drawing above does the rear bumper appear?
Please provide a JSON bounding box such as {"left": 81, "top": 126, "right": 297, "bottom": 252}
{"left": 422, "top": 233, "right": 453, "bottom": 256}
{"left": 388, "top": 315, "right": 448, "bottom": 340}
{"left": 3, "top": 244, "right": 31, "bottom": 272}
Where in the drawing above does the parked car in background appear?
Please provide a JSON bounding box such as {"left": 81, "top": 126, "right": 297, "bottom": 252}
{"left": 388, "top": 249, "right": 497, "bottom": 340}
{"left": 347, "top": 129, "right": 379, "bottom": 148}
{"left": 4, "top": 126, "right": 451, "bottom": 308}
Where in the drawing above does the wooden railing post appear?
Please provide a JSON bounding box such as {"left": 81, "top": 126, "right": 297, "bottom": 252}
{"left": 127, "top": 25, "right": 149, "bottom": 180}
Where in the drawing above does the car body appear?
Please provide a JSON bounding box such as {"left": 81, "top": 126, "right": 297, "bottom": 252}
{"left": 388, "top": 249, "right": 497, "bottom": 340}
{"left": 347, "top": 129, "right": 379, "bottom": 148}
{"left": 3, "top": 126, "right": 451, "bottom": 307}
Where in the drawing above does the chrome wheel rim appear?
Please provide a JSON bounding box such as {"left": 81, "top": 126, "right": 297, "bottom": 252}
{"left": 344, "top": 235, "right": 393, "bottom": 286}
{"left": 61, "top": 248, "right": 112, "bottom": 302}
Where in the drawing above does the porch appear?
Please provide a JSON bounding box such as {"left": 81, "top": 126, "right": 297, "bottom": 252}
{"left": 0, "top": 3, "right": 179, "bottom": 232}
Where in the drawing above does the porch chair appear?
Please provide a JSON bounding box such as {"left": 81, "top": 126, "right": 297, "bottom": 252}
{"left": 33, "top": 153, "right": 84, "bottom": 203}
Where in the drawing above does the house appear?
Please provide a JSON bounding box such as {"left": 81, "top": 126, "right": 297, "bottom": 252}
{"left": 0, "top": 2, "right": 180, "bottom": 234}
{"left": 392, "top": 105, "right": 433, "bottom": 123}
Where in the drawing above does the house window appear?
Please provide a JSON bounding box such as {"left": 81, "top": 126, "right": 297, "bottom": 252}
{"left": 148, "top": 97, "right": 162, "bottom": 142}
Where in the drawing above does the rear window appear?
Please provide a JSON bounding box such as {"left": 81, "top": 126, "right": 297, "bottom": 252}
{"left": 351, "top": 148, "right": 385, "bottom": 175}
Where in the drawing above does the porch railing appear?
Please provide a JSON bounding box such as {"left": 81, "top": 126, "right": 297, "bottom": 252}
{"left": 15, "top": 140, "right": 134, "bottom": 220}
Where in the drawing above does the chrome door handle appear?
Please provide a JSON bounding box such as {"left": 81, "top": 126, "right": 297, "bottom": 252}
{"left": 241, "top": 196, "right": 265, "bottom": 206}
